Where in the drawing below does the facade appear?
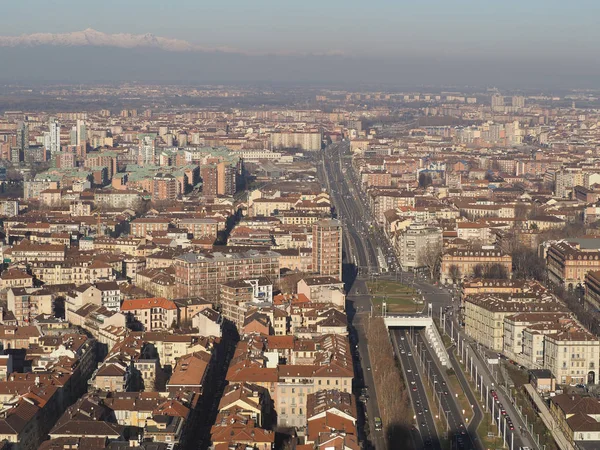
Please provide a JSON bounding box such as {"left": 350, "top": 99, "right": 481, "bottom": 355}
{"left": 153, "top": 173, "right": 179, "bottom": 201}
{"left": 120, "top": 297, "right": 179, "bottom": 331}
{"left": 544, "top": 329, "right": 600, "bottom": 385}
{"left": 440, "top": 247, "right": 512, "bottom": 284}
{"left": 395, "top": 223, "right": 443, "bottom": 271}
{"left": 463, "top": 293, "right": 566, "bottom": 351}
{"left": 585, "top": 270, "right": 600, "bottom": 310}
{"left": 174, "top": 250, "right": 280, "bottom": 299}
{"left": 312, "top": 219, "right": 342, "bottom": 281}
{"left": 271, "top": 131, "right": 322, "bottom": 151}
{"left": 547, "top": 241, "right": 600, "bottom": 290}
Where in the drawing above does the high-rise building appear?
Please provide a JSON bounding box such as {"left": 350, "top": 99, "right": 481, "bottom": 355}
{"left": 491, "top": 93, "right": 504, "bottom": 112}
{"left": 512, "top": 96, "right": 525, "bottom": 109}
{"left": 217, "top": 162, "right": 236, "bottom": 195}
{"left": 45, "top": 117, "right": 61, "bottom": 155}
{"left": 201, "top": 165, "right": 218, "bottom": 196}
{"left": 152, "top": 173, "right": 178, "bottom": 201}
{"left": 312, "top": 219, "right": 343, "bottom": 281}
{"left": 138, "top": 133, "right": 157, "bottom": 166}
{"left": 16, "top": 121, "right": 28, "bottom": 153}
{"left": 76, "top": 119, "right": 87, "bottom": 147}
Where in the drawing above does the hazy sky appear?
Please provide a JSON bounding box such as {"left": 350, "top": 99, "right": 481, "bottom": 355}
{"left": 2, "top": 0, "right": 599, "bottom": 58}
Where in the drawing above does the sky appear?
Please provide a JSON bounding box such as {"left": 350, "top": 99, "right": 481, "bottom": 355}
{"left": 2, "top": 0, "right": 599, "bottom": 58}
{"left": 0, "top": 1, "right": 598, "bottom": 87}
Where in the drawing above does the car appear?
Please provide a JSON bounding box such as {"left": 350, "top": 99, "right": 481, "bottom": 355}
{"left": 418, "top": 410, "right": 422, "bottom": 415}
{"left": 374, "top": 417, "right": 383, "bottom": 431}
{"left": 400, "top": 336, "right": 405, "bottom": 341}
{"left": 508, "top": 423, "right": 515, "bottom": 430}
{"left": 408, "top": 352, "right": 412, "bottom": 357}
{"left": 407, "top": 369, "right": 412, "bottom": 373}
{"left": 412, "top": 386, "right": 418, "bottom": 391}
{"left": 421, "top": 422, "right": 427, "bottom": 427}
{"left": 424, "top": 407, "right": 429, "bottom": 413}
{"left": 444, "top": 391, "right": 448, "bottom": 395}
{"left": 401, "top": 350, "right": 406, "bottom": 354}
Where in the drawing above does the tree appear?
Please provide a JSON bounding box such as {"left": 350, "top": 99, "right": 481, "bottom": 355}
{"left": 511, "top": 244, "right": 546, "bottom": 281}
{"left": 418, "top": 172, "right": 433, "bottom": 188}
{"left": 419, "top": 242, "right": 442, "bottom": 280}
{"left": 472, "top": 264, "right": 485, "bottom": 279}
{"left": 364, "top": 317, "right": 413, "bottom": 448}
{"left": 514, "top": 203, "right": 529, "bottom": 220}
{"left": 448, "top": 264, "right": 462, "bottom": 285}
{"left": 484, "top": 263, "right": 509, "bottom": 280}
{"left": 472, "top": 263, "right": 509, "bottom": 280}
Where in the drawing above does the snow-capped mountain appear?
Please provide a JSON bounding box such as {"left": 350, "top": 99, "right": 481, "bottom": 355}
{"left": 0, "top": 28, "right": 212, "bottom": 52}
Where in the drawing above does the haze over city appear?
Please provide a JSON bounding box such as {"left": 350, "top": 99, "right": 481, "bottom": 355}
{"left": 0, "top": 1, "right": 599, "bottom": 86}
{"left": 1, "top": 3, "right": 600, "bottom": 450}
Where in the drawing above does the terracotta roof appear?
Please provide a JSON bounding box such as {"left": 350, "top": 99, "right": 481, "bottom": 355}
{"left": 120, "top": 297, "right": 177, "bottom": 311}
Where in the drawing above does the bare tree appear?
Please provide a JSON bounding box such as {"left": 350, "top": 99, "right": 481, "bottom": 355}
{"left": 419, "top": 242, "right": 442, "bottom": 280}
{"left": 484, "top": 263, "right": 509, "bottom": 279}
{"left": 472, "top": 263, "right": 509, "bottom": 280}
{"left": 364, "top": 318, "right": 414, "bottom": 449}
{"left": 514, "top": 203, "right": 529, "bottom": 220}
{"left": 448, "top": 264, "right": 462, "bottom": 285}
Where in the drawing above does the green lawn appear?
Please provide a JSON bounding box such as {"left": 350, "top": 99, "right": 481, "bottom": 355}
{"left": 367, "top": 281, "right": 422, "bottom": 313}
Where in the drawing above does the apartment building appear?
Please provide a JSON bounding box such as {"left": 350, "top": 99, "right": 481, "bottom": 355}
{"left": 584, "top": 270, "right": 600, "bottom": 310}
{"left": 5, "top": 240, "right": 65, "bottom": 263}
{"left": 174, "top": 250, "right": 280, "bottom": 298}
{"left": 312, "top": 219, "right": 342, "bottom": 281}
{"left": 546, "top": 241, "right": 600, "bottom": 289}
{"left": 220, "top": 277, "right": 273, "bottom": 330}
{"left": 130, "top": 217, "right": 171, "bottom": 237}
{"left": 544, "top": 327, "right": 600, "bottom": 385}
{"left": 395, "top": 223, "right": 443, "bottom": 271}
{"left": 177, "top": 218, "right": 219, "bottom": 239}
{"left": 7, "top": 287, "right": 53, "bottom": 325}
{"left": 440, "top": 247, "right": 512, "bottom": 284}
{"left": 153, "top": 173, "right": 179, "bottom": 201}
{"left": 271, "top": 130, "right": 322, "bottom": 151}
{"left": 0, "top": 268, "right": 34, "bottom": 290}
{"left": 120, "top": 297, "right": 179, "bottom": 331}
{"left": 463, "top": 293, "right": 566, "bottom": 351}
{"left": 503, "top": 312, "right": 572, "bottom": 361}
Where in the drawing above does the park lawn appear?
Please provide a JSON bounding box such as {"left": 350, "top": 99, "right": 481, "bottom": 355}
{"left": 368, "top": 280, "right": 421, "bottom": 313}
{"left": 372, "top": 296, "right": 421, "bottom": 313}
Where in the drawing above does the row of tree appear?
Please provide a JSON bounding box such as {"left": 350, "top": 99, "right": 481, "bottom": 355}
{"left": 364, "top": 318, "right": 414, "bottom": 449}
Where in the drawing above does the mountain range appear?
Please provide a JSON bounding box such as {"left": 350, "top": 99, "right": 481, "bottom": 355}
{"left": 0, "top": 29, "right": 598, "bottom": 88}
{"left": 0, "top": 28, "right": 237, "bottom": 53}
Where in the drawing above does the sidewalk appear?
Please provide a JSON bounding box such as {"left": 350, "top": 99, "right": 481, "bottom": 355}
{"left": 523, "top": 384, "right": 576, "bottom": 450}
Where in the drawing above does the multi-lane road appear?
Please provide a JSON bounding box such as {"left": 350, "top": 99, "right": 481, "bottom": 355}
{"left": 442, "top": 313, "right": 538, "bottom": 450}
{"left": 318, "top": 139, "right": 537, "bottom": 450}
{"left": 319, "top": 141, "right": 455, "bottom": 450}
{"left": 392, "top": 328, "right": 441, "bottom": 450}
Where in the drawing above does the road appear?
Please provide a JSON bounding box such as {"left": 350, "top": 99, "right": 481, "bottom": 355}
{"left": 392, "top": 329, "right": 441, "bottom": 450}
{"left": 411, "top": 329, "right": 477, "bottom": 450}
{"left": 318, "top": 142, "right": 386, "bottom": 450}
{"left": 319, "top": 140, "right": 478, "bottom": 450}
{"left": 443, "top": 308, "right": 538, "bottom": 450}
